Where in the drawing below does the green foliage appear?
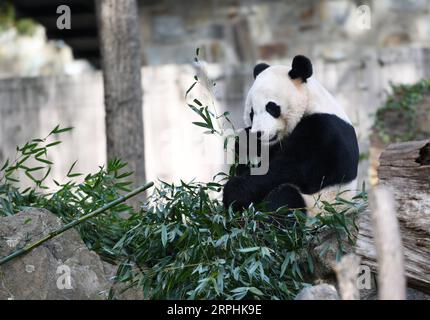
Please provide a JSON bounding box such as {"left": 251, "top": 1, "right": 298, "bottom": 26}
{"left": 0, "top": 1, "right": 36, "bottom": 36}
{"left": 110, "top": 182, "right": 366, "bottom": 299}
{"left": 0, "top": 126, "right": 137, "bottom": 263}
{"left": 374, "top": 80, "right": 430, "bottom": 144}
{"left": 186, "top": 48, "right": 234, "bottom": 136}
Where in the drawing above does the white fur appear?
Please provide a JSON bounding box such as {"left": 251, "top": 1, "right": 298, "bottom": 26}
{"left": 306, "top": 77, "right": 351, "bottom": 124}
{"left": 302, "top": 178, "right": 358, "bottom": 217}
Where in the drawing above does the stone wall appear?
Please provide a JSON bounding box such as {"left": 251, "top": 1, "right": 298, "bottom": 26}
{"left": 0, "top": 73, "right": 106, "bottom": 188}
{"left": 137, "top": 0, "right": 430, "bottom": 66}
{"left": 0, "top": 67, "right": 226, "bottom": 187}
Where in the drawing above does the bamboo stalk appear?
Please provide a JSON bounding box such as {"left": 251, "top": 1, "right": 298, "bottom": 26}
{"left": 0, "top": 182, "right": 154, "bottom": 266}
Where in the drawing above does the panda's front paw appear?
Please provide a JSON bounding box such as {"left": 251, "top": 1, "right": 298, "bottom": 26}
{"left": 223, "top": 176, "right": 253, "bottom": 211}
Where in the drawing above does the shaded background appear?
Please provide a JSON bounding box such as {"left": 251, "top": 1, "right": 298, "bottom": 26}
{"left": 1, "top": 0, "right": 430, "bottom": 187}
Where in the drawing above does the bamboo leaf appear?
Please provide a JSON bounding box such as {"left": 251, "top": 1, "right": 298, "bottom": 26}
{"left": 192, "top": 122, "right": 210, "bottom": 129}
{"left": 35, "top": 157, "right": 53, "bottom": 165}
{"left": 1, "top": 159, "right": 9, "bottom": 171}
{"left": 161, "top": 224, "right": 168, "bottom": 247}
{"left": 238, "top": 247, "right": 260, "bottom": 253}
{"left": 46, "top": 141, "right": 62, "bottom": 148}
{"left": 185, "top": 82, "right": 197, "bottom": 98}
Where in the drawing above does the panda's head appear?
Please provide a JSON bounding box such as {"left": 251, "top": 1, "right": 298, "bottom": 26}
{"left": 244, "top": 55, "right": 313, "bottom": 145}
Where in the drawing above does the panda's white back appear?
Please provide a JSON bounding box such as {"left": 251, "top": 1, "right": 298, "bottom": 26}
{"left": 305, "top": 77, "right": 351, "bottom": 125}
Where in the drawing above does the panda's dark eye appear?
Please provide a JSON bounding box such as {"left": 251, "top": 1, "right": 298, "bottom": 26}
{"left": 250, "top": 109, "right": 254, "bottom": 122}
{"left": 266, "top": 102, "right": 281, "bottom": 118}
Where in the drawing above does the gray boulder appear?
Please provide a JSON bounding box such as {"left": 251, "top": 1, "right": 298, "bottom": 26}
{"left": 0, "top": 208, "right": 113, "bottom": 300}
{"left": 295, "top": 284, "right": 340, "bottom": 300}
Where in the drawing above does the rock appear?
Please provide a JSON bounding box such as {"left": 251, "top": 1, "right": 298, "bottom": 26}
{"left": 0, "top": 208, "right": 112, "bottom": 300}
{"left": 295, "top": 284, "right": 340, "bottom": 300}
{"left": 311, "top": 227, "right": 357, "bottom": 278}
{"left": 102, "top": 263, "right": 146, "bottom": 300}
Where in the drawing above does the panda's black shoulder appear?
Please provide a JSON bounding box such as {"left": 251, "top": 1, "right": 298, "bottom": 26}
{"left": 281, "top": 112, "right": 359, "bottom": 162}
{"left": 291, "top": 113, "right": 356, "bottom": 141}
{"left": 276, "top": 112, "right": 359, "bottom": 192}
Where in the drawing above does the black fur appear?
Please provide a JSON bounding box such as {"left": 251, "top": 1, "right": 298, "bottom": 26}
{"left": 266, "top": 102, "right": 281, "bottom": 118}
{"left": 253, "top": 63, "right": 270, "bottom": 79}
{"left": 288, "top": 55, "right": 313, "bottom": 82}
{"left": 264, "top": 183, "right": 306, "bottom": 212}
{"left": 223, "top": 113, "right": 359, "bottom": 212}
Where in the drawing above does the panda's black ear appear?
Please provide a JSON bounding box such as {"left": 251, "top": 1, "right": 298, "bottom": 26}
{"left": 288, "top": 55, "right": 313, "bottom": 82}
{"left": 253, "top": 63, "right": 270, "bottom": 79}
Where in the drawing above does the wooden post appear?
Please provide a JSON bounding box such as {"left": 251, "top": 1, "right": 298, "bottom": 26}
{"left": 370, "top": 187, "right": 406, "bottom": 300}
{"left": 95, "top": 0, "right": 146, "bottom": 191}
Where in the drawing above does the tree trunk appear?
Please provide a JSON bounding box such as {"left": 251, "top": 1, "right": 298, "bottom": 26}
{"left": 356, "top": 139, "right": 430, "bottom": 293}
{"left": 95, "top": 0, "right": 146, "bottom": 190}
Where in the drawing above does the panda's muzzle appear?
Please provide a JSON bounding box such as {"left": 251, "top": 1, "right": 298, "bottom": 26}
{"left": 269, "top": 134, "right": 278, "bottom": 142}
{"left": 255, "top": 131, "right": 278, "bottom": 143}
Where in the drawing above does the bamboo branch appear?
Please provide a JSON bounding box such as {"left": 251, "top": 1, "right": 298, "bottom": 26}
{"left": 0, "top": 182, "right": 154, "bottom": 266}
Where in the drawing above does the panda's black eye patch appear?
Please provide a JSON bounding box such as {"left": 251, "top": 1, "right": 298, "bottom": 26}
{"left": 250, "top": 109, "right": 254, "bottom": 122}
{"left": 266, "top": 102, "right": 281, "bottom": 118}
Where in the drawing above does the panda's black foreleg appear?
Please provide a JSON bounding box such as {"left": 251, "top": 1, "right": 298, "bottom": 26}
{"left": 263, "top": 183, "right": 306, "bottom": 212}
{"left": 263, "top": 183, "right": 307, "bottom": 227}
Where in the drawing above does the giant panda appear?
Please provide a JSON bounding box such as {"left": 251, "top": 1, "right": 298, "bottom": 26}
{"left": 223, "top": 55, "right": 359, "bottom": 217}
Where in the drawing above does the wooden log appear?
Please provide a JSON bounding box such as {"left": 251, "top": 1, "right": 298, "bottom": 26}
{"left": 356, "top": 139, "right": 430, "bottom": 293}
